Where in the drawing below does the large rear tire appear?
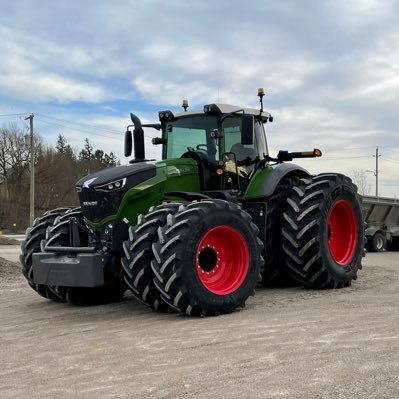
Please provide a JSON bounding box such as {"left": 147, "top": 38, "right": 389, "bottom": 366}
{"left": 261, "top": 177, "right": 299, "bottom": 287}
{"left": 282, "top": 174, "right": 364, "bottom": 288}
{"left": 45, "top": 209, "right": 126, "bottom": 305}
{"left": 122, "top": 203, "right": 181, "bottom": 312}
{"left": 151, "top": 200, "right": 263, "bottom": 316}
{"left": 20, "top": 208, "right": 71, "bottom": 301}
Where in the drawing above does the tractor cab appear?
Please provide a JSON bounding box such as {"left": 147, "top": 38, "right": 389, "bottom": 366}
{"left": 155, "top": 103, "right": 273, "bottom": 191}
{"left": 124, "top": 89, "right": 321, "bottom": 193}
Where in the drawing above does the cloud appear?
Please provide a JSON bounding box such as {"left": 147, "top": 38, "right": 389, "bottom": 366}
{"left": 0, "top": 0, "right": 399, "bottom": 196}
{"left": 0, "top": 23, "right": 126, "bottom": 103}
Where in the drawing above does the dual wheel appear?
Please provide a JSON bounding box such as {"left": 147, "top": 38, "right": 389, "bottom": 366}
{"left": 21, "top": 208, "right": 125, "bottom": 305}
{"left": 281, "top": 174, "right": 364, "bottom": 288}
{"left": 122, "top": 200, "right": 263, "bottom": 316}
{"left": 122, "top": 173, "right": 364, "bottom": 315}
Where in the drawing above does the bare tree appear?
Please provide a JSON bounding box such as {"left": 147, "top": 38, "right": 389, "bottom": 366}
{"left": 0, "top": 127, "right": 119, "bottom": 231}
{"left": 0, "top": 123, "right": 43, "bottom": 197}
{"left": 352, "top": 170, "right": 371, "bottom": 196}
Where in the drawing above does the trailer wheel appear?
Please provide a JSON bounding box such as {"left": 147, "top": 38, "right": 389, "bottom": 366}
{"left": 151, "top": 200, "right": 263, "bottom": 316}
{"left": 20, "top": 208, "right": 71, "bottom": 301}
{"left": 262, "top": 177, "right": 299, "bottom": 286}
{"left": 122, "top": 203, "right": 181, "bottom": 312}
{"left": 282, "top": 174, "right": 364, "bottom": 288}
{"left": 368, "top": 232, "right": 386, "bottom": 252}
{"left": 45, "top": 209, "right": 126, "bottom": 305}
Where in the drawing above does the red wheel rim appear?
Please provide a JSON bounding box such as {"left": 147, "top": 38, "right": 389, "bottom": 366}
{"left": 196, "top": 225, "right": 249, "bottom": 295}
{"left": 328, "top": 199, "right": 358, "bottom": 265}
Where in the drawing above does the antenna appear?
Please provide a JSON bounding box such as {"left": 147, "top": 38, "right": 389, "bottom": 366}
{"left": 258, "top": 88, "right": 265, "bottom": 115}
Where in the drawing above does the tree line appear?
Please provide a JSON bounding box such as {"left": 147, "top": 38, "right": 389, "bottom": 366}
{"left": 0, "top": 123, "right": 118, "bottom": 232}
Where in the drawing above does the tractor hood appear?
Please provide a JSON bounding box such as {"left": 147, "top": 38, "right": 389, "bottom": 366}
{"left": 76, "top": 163, "right": 156, "bottom": 223}
{"left": 76, "top": 163, "right": 156, "bottom": 189}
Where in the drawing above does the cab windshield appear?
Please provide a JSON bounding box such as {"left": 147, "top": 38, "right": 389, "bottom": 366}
{"left": 165, "top": 115, "right": 219, "bottom": 160}
{"left": 164, "top": 114, "right": 268, "bottom": 162}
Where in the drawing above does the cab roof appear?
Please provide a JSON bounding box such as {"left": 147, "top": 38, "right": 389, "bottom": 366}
{"left": 174, "top": 103, "right": 271, "bottom": 122}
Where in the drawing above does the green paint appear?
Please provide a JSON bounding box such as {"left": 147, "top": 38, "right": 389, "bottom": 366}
{"left": 84, "top": 158, "right": 200, "bottom": 228}
{"left": 243, "top": 165, "right": 273, "bottom": 199}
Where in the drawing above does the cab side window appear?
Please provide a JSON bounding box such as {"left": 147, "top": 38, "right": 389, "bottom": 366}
{"left": 223, "top": 117, "right": 257, "bottom": 162}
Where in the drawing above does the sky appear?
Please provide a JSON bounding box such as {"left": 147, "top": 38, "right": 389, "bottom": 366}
{"left": 0, "top": 0, "right": 398, "bottom": 197}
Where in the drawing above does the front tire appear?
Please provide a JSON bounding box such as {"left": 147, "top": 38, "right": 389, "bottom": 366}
{"left": 20, "top": 208, "right": 71, "bottom": 301}
{"left": 122, "top": 203, "right": 181, "bottom": 312}
{"left": 282, "top": 174, "right": 364, "bottom": 288}
{"left": 151, "top": 200, "right": 263, "bottom": 316}
{"left": 45, "top": 209, "right": 126, "bottom": 305}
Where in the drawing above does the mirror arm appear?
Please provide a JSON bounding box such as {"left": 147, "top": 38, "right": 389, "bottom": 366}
{"left": 142, "top": 123, "right": 161, "bottom": 131}
{"left": 220, "top": 109, "right": 245, "bottom": 123}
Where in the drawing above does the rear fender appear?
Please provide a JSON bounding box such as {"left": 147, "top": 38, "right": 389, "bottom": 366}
{"left": 244, "top": 163, "right": 309, "bottom": 199}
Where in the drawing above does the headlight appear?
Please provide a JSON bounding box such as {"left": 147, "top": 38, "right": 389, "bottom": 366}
{"left": 94, "top": 178, "right": 126, "bottom": 192}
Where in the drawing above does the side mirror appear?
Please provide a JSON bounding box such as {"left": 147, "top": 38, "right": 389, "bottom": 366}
{"left": 133, "top": 127, "right": 145, "bottom": 160}
{"left": 210, "top": 129, "right": 224, "bottom": 139}
{"left": 124, "top": 130, "right": 132, "bottom": 157}
{"left": 241, "top": 114, "right": 254, "bottom": 145}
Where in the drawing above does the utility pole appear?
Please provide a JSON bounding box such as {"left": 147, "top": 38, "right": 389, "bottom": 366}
{"left": 373, "top": 146, "right": 381, "bottom": 198}
{"left": 25, "top": 114, "right": 34, "bottom": 225}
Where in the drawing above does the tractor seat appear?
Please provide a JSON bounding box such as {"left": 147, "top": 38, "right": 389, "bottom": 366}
{"left": 230, "top": 143, "right": 257, "bottom": 163}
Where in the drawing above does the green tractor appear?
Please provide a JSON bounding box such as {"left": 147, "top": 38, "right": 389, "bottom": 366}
{"left": 20, "top": 89, "right": 364, "bottom": 316}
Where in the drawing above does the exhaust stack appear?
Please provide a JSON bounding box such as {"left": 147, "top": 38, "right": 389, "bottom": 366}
{"left": 126, "top": 113, "right": 146, "bottom": 163}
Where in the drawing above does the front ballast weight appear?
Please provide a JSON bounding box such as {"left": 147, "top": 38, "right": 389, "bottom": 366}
{"left": 32, "top": 213, "right": 104, "bottom": 287}
{"left": 28, "top": 208, "right": 125, "bottom": 305}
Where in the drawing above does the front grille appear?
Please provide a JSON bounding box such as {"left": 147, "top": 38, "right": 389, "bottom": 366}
{"left": 75, "top": 163, "right": 157, "bottom": 224}
{"left": 78, "top": 187, "right": 126, "bottom": 223}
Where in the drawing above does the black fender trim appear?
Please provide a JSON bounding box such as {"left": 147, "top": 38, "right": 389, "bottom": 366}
{"left": 260, "top": 163, "right": 309, "bottom": 197}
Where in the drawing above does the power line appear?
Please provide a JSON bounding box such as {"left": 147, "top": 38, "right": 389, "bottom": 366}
{"left": 0, "top": 116, "right": 26, "bottom": 121}
{"left": 1, "top": 112, "right": 124, "bottom": 140}
{"left": 320, "top": 155, "right": 370, "bottom": 160}
{"left": 327, "top": 146, "right": 377, "bottom": 151}
{"left": 35, "top": 118, "right": 119, "bottom": 139}
{"left": 380, "top": 147, "right": 399, "bottom": 156}
{"left": 35, "top": 113, "right": 122, "bottom": 135}
{"left": 0, "top": 113, "right": 27, "bottom": 117}
{"left": 381, "top": 157, "right": 399, "bottom": 164}
{"left": 1, "top": 112, "right": 125, "bottom": 138}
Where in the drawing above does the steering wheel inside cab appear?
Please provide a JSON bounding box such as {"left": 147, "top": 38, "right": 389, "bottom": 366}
{"left": 182, "top": 145, "right": 209, "bottom": 160}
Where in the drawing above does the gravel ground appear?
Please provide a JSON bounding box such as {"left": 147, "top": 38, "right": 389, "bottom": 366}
{"left": 0, "top": 247, "right": 398, "bottom": 399}
{"left": 0, "top": 257, "right": 20, "bottom": 287}
{"left": 0, "top": 236, "right": 20, "bottom": 245}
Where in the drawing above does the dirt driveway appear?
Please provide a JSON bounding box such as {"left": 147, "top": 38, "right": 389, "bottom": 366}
{"left": 0, "top": 247, "right": 398, "bottom": 399}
